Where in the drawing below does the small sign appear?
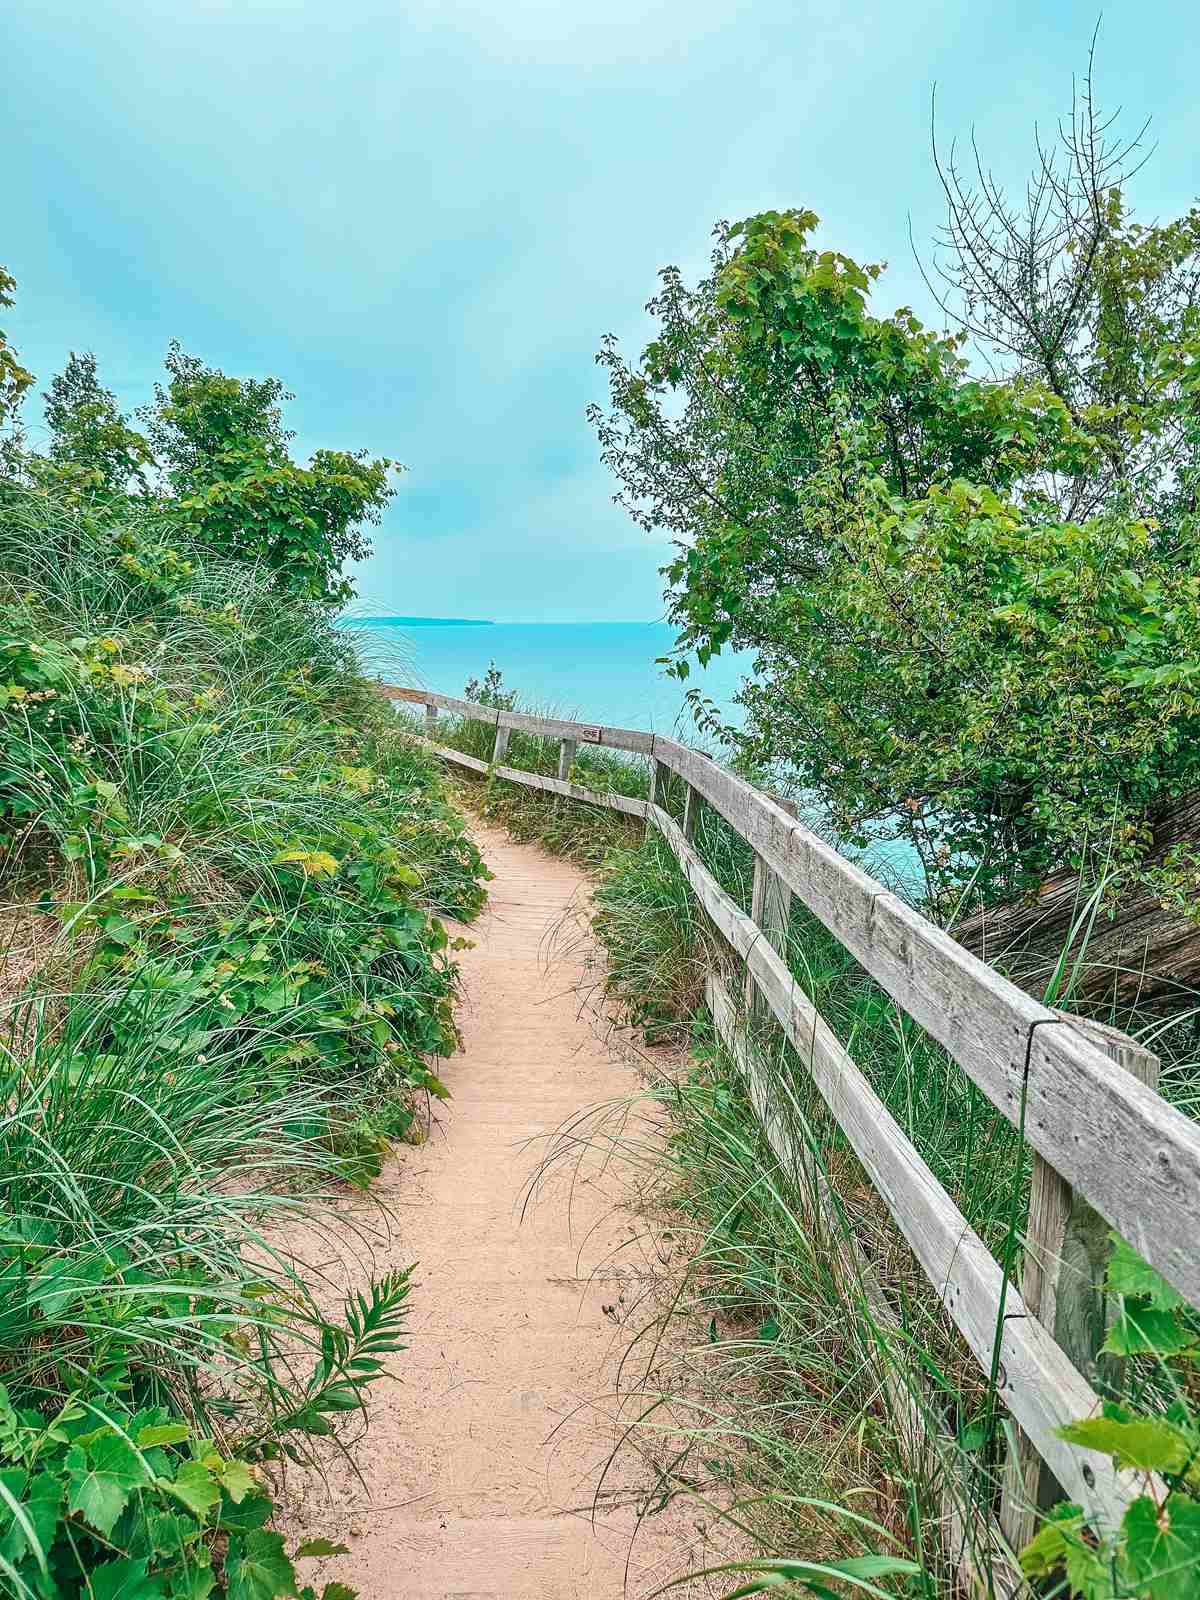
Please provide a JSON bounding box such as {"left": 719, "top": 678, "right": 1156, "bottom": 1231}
{"left": 580, "top": 726, "right": 602, "bottom": 743}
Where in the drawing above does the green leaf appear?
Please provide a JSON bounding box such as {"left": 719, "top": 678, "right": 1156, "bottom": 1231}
{"left": 66, "top": 1434, "right": 145, "bottom": 1536}
{"left": 712, "top": 1555, "right": 921, "bottom": 1599}
{"left": 294, "top": 1540, "right": 351, "bottom": 1559}
{"left": 1019, "top": 1506, "right": 1085, "bottom": 1580}
{"left": 957, "top": 1419, "right": 989, "bottom": 1454}
{"left": 92, "top": 1557, "right": 168, "bottom": 1600}
{"left": 1064, "top": 1537, "right": 1115, "bottom": 1600}
{"left": 1058, "top": 1416, "right": 1191, "bottom": 1474}
{"left": 0, "top": 1470, "right": 60, "bottom": 1567}
{"left": 142, "top": 1507, "right": 197, "bottom": 1558}
{"left": 170, "top": 1561, "right": 217, "bottom": 1600}
{"left": 225, "top": 1531, "right": 300, "bottom": 1600}
{"left": 1107, "top": 1236, "right": 1188, "bottom": 1311}
{"left": 1124, "top": 1493, "right": 1200, "bottom": 1599}
{"left": 137, "top": 1424, "right": 191, "bottom": 1449}
{"left": 163, "top": 1460, "right": 220, "bottom": 1520}
{"left": 320, "top": 1585, "right": 357, "bottom": 1600}
{"left": 259, "top": 980, "right": 291, "bottom": 1015}
{"left": 219, "top": 1459, "right": 257, "bottom": 1505}
{"left": 30, "top": 1252, "right": 107, "bottom": 1318}
{"left": 1103, "top": 1303, "right": 1196, "bottom": 1357}
{"left": 103, "top": 913, "right": 140, "bottom": 945}
{"left": 217, "top": 1491, "right": 273, "bottom": 1532}
{"left": 826, "top": 1557, "right": 923, "bottom": 1582}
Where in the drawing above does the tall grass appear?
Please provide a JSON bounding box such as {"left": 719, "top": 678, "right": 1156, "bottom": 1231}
{"left": 0, "top": 490, "right": 486, "bottom": 1593}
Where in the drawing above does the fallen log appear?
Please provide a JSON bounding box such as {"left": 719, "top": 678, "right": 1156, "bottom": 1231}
{"left": 955, "top": 792, "right": 1200, "bottom": 1011}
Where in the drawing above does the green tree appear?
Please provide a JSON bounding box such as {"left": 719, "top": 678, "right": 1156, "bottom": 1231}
{"left": 592, "top": 74, "right": 1200, "bottom": 911}
{"left": 145, "top": 342, "right": 396, "bottom": 604}
{"left": 43, "top": 350, "right": 153, "bottom": 495}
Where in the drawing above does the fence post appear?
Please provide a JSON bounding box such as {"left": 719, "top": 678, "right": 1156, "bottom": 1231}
{"left": 557, "top": 738, "right": 577, "bottom": 782}
{"left": 745, "top": 853, "right": 792, "bottom": 1015}
{"left": 999, "top": 1015, "right": 1159, "bottom": 1550}
{"left": 744, "top": 794, "right": 799, "bottom": 1016}
{"left": 425, "top": 701, "right": 438, "bottom": 733}
{"left": 649, "top": 755, "right": 672, "bottom": 812}
{"left": 493, "top": 721, "right": 510, "bottom": 765}
{"left": 682, "top": 782, "right": 700, "bottom": 842}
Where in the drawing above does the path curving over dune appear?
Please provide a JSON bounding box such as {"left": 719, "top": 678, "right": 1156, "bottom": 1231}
{"left": 281, "top": 822, "right": 700, "bottom": 1599}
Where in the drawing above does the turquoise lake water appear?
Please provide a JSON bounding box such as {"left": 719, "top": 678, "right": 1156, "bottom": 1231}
{"left": 347, "top": 618, "right": 751, "bottom": 736}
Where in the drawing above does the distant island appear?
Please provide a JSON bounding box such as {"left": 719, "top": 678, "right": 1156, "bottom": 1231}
{"left": 353, "top": 615, "right": 494, "bottom": 627}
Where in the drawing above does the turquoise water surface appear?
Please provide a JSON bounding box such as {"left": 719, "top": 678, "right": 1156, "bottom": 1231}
{"left": 348, "top": 619, "right": 751, "bottom": 736}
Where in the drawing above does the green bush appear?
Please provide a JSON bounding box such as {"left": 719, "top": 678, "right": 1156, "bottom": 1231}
{"left": 0, "top": 1284, "right": 408, "bottom": 1600}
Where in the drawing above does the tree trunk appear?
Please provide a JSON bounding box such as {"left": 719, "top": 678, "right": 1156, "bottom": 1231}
{"left": 955, "top": 792, "right": 1200, "bottom": 1012}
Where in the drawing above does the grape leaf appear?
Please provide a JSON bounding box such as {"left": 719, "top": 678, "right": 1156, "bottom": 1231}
{"left": 66, "top": 1434, "right": 145, "bottom": 1536}
{"left": 218, "top": 1460, "right": 256, "bottom": 1506}
{"left": 1124, "top": 1493, "right": 1200, "bottom": 1600}
{"left": 1108, "top": 1237, "right": 1187, "bottom": 1311}
{"left": 1103, "top": 1303, "right": 1196, "bottom": 1357}
{"left": 1058, "top": 1417, "right": 1191, "bottom": 1474}
{"left": 164, "top": 1461, "right": 219, "bottom": 1520}
{"left": 0, "top": 1470, "right": 61, "bottom": 1566}
{"left": 1019, "top": 1501, "right": 1088, "bottom": 1582}
{"left": 137, "top": 1424, "right": 191, "bottom": 1449}
{"left": 91, "top": 1556, "right": 167, "bottom": 1600}
{"left": 217, "top": 1491, "right": 273, "bottom": 1532}
{"left": 226, "top": 1531, "right": 300, "bottom": 1600}
{"left": 170, "top": 1557, "right": 217, "bottom": 1600}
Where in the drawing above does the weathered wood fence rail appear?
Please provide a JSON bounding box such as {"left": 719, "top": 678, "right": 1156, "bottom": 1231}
{"left": 385, "top": 684, "right": 1200, "bottom": 1567}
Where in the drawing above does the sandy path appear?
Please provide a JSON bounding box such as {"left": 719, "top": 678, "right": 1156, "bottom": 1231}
{"left": 282, "top": 823, "right": 700, "bottom": 1599}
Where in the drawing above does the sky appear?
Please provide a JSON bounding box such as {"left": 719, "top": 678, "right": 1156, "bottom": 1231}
{"left": 4, "top": 0, "right": 1199, "bottom": 621}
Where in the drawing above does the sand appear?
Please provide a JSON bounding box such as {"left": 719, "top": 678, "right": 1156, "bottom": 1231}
{"left": 279, "top": 822, "right": 704, "bottom": 1599}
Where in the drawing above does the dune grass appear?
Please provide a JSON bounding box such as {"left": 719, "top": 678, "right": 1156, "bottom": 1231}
{"left": 0, "top": 490, "right": 487, "bottom": 1597}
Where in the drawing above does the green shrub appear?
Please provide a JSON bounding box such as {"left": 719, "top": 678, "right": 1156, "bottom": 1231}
{"left": 0, "top": 1285, "right": 408, "bottom": 1600}
{"left": 1022, "top": 1239, "right": 1200, "bottom": 1597}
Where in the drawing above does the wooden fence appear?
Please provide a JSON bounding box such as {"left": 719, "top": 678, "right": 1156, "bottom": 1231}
{"left": 386, "top": 684, "right": 1199, "bottom": 1576}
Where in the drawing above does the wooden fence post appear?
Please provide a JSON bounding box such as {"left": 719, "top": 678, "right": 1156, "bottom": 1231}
{"left": 493, "top": 722, "right": 510, "bottom": 764}
{"left": 1000, "top": 1015, "right": 1159, "bottom": 1549}
{"left": 746, "top": 853, "right": 792, "bottom": 1015}
{"left": 743, "top": 793, "right": 797, "bottom": 1017}
{"left": 557, "top": 738, "right": 577, "bottom": 782}
{"left": 682, "top": 782, "right": 700, "bottom": 842}
{"left": 649, "top": 756, "right": 672, "bottom": 812}
{"left": 425, "top": 701, "right": 438, "bottom": 733}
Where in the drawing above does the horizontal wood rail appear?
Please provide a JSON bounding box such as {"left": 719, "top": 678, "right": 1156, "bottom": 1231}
{"left": 385, "top": 683, "right": 1197, "bottom": 1545}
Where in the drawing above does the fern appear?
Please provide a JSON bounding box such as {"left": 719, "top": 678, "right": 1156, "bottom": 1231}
{"left": 266, "top": 1269, "right": 412, "bottom": 1451}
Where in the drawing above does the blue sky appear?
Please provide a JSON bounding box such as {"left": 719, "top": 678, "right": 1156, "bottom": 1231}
{"left": 4, "top": 1, "right": 1198, "bottom": 620}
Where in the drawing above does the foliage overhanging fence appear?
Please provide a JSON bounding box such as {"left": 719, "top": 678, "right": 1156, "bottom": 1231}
{"left": 385, "top": 683, "right": 1198, "bottom": 1580}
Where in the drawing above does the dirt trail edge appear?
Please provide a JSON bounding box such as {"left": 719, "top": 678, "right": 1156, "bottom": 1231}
{"left": 281, "top": 822, "right": 701, "bottom": 1599}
